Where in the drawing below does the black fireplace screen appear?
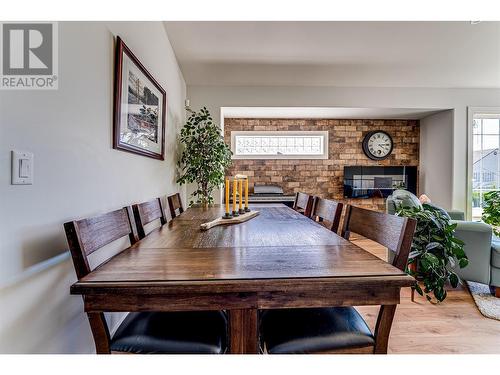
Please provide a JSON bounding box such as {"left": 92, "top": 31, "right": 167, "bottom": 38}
{"left": 343, "top": 166, "right": 417, "bottom": 199}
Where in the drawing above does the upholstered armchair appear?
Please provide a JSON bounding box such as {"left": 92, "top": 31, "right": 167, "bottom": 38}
{"left": 386, "top": 190, "right": 500, "bottom": 297}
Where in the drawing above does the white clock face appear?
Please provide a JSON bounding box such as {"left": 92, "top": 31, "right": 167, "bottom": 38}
{"left": 367, "top": 132, "right": 392, "bottom": 158}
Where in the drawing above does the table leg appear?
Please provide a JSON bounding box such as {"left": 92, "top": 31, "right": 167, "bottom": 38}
{"left": 228, "top": 309, "right": 259, "bottom": 354}
{"left": 373, "top": 304, "right": 397, "bottom": 354}
{"left": 87, "top": 312, "right": 111, "bottom": 354}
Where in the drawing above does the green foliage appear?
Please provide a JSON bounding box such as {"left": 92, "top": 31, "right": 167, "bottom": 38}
{"left": 396, "top": 204, "right": 468, "bottom": 303}
{"left": 177, "top": 107, "right": 232, "bottom": 206}
{"left": 482, "top": 191, "right": 500, "bottom": 237}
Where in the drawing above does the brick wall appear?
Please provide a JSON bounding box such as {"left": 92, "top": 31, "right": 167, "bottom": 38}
{"left": 224, "top": 119, "right": 419, "bottom": 212}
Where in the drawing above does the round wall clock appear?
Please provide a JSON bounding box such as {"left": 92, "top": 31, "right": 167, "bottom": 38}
{"left": 362, "top": 130, "right": 393, "bottom": 160}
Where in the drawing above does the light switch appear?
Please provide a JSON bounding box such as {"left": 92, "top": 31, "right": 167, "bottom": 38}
{"left": 11, "top": 150, "right": 34, "bottom": 185}
{"left": 19, "top": 159, "right": 30, "bottom": 178}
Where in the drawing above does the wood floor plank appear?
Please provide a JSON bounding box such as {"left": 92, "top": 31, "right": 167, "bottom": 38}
{"left": 352, "top": 238, "right": 500, "bottom": 354}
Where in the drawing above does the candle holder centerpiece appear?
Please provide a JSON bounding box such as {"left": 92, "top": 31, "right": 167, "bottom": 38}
{"left": 223, "top": 174, "right": 250, "bottom": 219}
{"left": 200, "top": 174, "right": 259, "bottom": 231}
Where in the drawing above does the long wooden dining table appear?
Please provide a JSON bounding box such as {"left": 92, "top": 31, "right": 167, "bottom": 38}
{"left": 71, "top": 204, "right": 415, "bottom": 354}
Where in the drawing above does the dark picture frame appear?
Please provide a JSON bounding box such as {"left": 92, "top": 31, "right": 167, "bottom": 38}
{"left": 113, "top": 36, "right": 166, "bottom": 160}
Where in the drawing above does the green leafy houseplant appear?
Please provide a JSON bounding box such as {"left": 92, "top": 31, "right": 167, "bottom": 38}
{"left": 396, "top": 204, "right": 468, "bottom": 302}
{"left": 177, "top": 107, "right": 232, "bottom": 207}
{"left": 482, "top": 190, "right": 500, "bottom": 237}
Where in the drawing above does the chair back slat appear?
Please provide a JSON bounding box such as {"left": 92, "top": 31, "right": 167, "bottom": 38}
{"left": 341, "top": 205, "right": 416, "bottom": 270}
{"left": 311, "top": 197, "right": 344, "bottom": 233}
{"left": 64, "top": 207, "right": 138, "bottom": 279}
{"left": 341, "top": 204, "right": 416, "bottom": 353}
{"left": 132, "top": 197, "right": 167, "bottom": 239}
{"left": 167, "top": 193, "right": 184, "bottom": 219}
{"left": 293, "top": 192, "right": 314, "bottom": 217}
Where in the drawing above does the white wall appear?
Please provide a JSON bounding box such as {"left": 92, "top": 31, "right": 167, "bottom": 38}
{"left": 420, "top": 110, "right": 454, "bottom": 209}
{"left": 0, "top": 22, "right": 186, "bottom": 353}
{"left": 187, "top": 85, "right": 500, "bottom": 210}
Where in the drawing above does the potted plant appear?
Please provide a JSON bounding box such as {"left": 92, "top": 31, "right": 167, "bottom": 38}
{"left": 396, "top": 204, "right": 468, "bottom": 302}
{"left": 177, "top": 107, "right": 232, "bottom": 207}
{"left": 482, "top": 190, "right": 500, "bottom": 237}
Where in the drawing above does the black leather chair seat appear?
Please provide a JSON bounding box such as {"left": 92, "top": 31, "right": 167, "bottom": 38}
{"left": 110, "top": 311, "right": 227, "bottom": 354}
{"left": 260, "top": 307, "right": 374, "bottom": 354}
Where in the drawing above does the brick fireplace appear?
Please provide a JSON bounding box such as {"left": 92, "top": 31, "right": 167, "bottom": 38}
{"left": 224, "top": 118, "right": 420, "bottom": 211}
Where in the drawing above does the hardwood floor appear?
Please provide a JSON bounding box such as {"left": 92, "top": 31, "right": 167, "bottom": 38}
{"left": 352, "top": 236, "right": 500, "bottom": 354}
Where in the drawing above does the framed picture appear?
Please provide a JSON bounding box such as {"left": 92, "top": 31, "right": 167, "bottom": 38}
{"left": 113, "top": 36, "right": 166, "bottom": 160}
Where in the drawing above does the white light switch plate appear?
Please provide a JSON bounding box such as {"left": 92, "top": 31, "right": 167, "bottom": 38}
{"left": 11, "top": 150, "right": 34, "bottom": 185}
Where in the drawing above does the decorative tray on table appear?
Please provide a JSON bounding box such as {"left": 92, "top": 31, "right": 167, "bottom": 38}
{"left": 200, "top": 210, "right": 260, "bottom": 231}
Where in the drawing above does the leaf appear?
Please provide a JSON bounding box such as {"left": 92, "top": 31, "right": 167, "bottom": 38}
{"left": 449, "top": 272, "right": 459, "bottom": 288}
{"left": 434, "top": 287, "right": 446, "bottom": 302}
{"left": 423, "top": 253, "right": 439, "bottom": 266}
{"left": 459, "top": 258, "right": 469, "bottom": 268}
{"left": 425, "top": 242, "right": 441, "bottom": 251}
{"left": 408, "top": 250, "right": 420, "bottom": 259}
{"left": 420, "top": 258, "right": 431, "bottom": 271}
{"left": 451, "top": 237, "right": 465, "bottom": 245}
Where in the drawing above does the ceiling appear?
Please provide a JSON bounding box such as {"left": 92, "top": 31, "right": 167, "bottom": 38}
{"left": 164, "top": 21, "right": 500, "bottom": 88}
{"left": 221, "top": 107, "right": 448, "bottom": 120}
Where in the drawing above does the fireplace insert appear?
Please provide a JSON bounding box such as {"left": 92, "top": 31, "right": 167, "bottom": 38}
{"left": 343, "top": 166, "right": 417, "bottom": 199}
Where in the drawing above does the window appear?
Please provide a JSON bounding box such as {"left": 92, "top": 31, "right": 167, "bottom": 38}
{"left": 231, "top": 131, "right": 328, "bottom": 159}
{"left": 471, "top": 113, "right": 500, "bottom": 221}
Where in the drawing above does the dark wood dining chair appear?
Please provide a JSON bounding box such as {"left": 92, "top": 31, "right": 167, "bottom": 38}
{"left": 293, "top": 192, "right": 314, "bottom": 218}
{"left": 64, "top": 207, "right": 228, "bottom": 354}
{"left": 310, "top": 197, "right": 344, "bottom": 233}
{"left": 132, "top": 197, "right": 167, "bottom": 239}
{"left": 260, "top": 205, "right": 416, "bottom": 354}
{"left": 167, "top": 193, "right": 184, "bottom": 219}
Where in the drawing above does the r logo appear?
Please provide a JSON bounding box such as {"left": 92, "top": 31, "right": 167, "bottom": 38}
{"left": 2, "top": 23, "right": 53, "bottom": 75}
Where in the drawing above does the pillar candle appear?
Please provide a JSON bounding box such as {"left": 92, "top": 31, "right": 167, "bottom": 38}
{"left": 245, "top": 178, "right": 249, "bottom": 209}
{"left": 232, "top": 179, "right": 237, "bottom": 213}
{"left": 239, "top": 179, "right": 243, "bottom": 211}
{"left": 225, "top": 179, "right": 230, "bottom": 214}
